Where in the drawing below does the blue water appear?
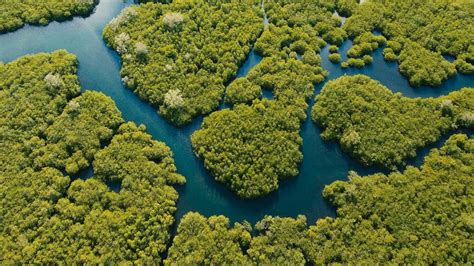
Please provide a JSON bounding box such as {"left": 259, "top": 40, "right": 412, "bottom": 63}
{"left": 0, "top": 0, "right": 472, "bottom": 225}
{"left": 237, "top": 49, "right": 262, "bottom": 78}
{"left": 72, "top": 166, "right": 121, "bottom": 192}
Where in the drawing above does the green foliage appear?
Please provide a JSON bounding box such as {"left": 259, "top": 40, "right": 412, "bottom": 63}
{"left": 103, "top": 0, "right": 263, "bottom": 125}
{"left": 246, "top": 56, "right": 326, "bottom": 100}
{"left": 454, "top": 50, "right": 474, "bottom": 74}
{"left": 254, "top": 24, "right": 326, "bottom": 57}
{"left": 137, "top": 0, "right": 172, "bottom": 3}
{"left": 345, "top": 58, "right": 365, "bottom": 68}
{"left": 354, "top": 31, "right": 386, "bottom": 47}
{"left": 341, "top": 32, "right": 385, "bottom": 68}
{"left": 169, "top": 135, "right": 474, "bottom": 264}
{"left": 264, "top": 0, "right": 337, "bottom": 29}
{"left": 323, "top": 27, "right": 348, "bottom": 46}
{"left": 192, "top": 56, "right": 326, "bottom": 198}
{"left": 192, "top": 97, "right": 304, "bottom": 198}
{"left": 165, "top": 212, "right": 252, "bottom": 265}
{"left": 384, "top": 0, "right": 472, "bottom": 57}
{"left": 94, "top": 122, "right": 185, "bottom": 185}
{"left": 346, "top": 43, "right": 373, "bottom": 58}
{"left": 362, "top": 54, "right": 373, "bottom": 64}
{"left": 387, "top": 40, "right": 402, "bottom": 53}
{"left": 308, "top": 134, "right": 473, "bottom": 264}
{"left": 167, "top": 213, "right": 310, "bottom": 265}
{"left": 342, "top": 1, "right": 385, "bottom": 38}
{"left": 335, "top": 0, "right": 358, "bottom": 17}
{"left": 383, "top": 47, "right": 398, "bottom": 61}
{"left": 311, "top": 75, "right": 473, "bottom": 169}
{"left": 248, "top": 215, "right": 309, "bottom": 265}
{"left": 328, "top": 53, "right": 342, "bottom": 63}
{"left": 191, "top": 0, "right": 334, "bottom": 198}
{"left": 345, "top": 0, "right": 473, "bottom": 57}
{"left": 30, "top": 91, "right": 124, "bottom": 174}
{"left": 257, "top": 0, "right": 344, "bottom": 51}
{"left": 344, "top": 32, "right": 385, "bottom": 66}
{"left": 225, "top": 77, "right": 262, "bottom": 105}
{"left": 0, "top": 50, "right": 81, "bottom": 175}
{"left": 441, "top": 88, "right": 474, "bottom": 129}
{"left": 329, "top": 45, "right": 339, "bottom": 53}
{"left": 0, "top": 0, "right": 97, "bottom": 33}
{"left": 398, "top": 41, "right": 457, "bottom": 87}
{"left": 302, "top": 51, "right": 322, "bottom": 66}
{"left": 343, "top": 0, "right": 473, "bottom": 86}
{"left": 0, "top": 52, "right": 184, "bottom": 264}
{"left": 2, "top": 1, "right": 471, "bottom": 264}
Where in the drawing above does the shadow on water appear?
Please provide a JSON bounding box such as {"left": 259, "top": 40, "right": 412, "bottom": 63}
{"left": 71, "top": 166, "right": 94, "bottom": 180}
{"left": 0, "top": 0, "right": 472, "bottom": 225}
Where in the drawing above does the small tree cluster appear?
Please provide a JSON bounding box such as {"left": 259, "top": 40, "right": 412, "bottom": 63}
{"left": 329, "top": 53, "right": 342, "bottom": 63}
{"left": 225, "top": 77, "right": 262, "bottom": 105}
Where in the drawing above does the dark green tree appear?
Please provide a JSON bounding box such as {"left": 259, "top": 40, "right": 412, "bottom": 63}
{"left": 103, "top": 0, "right": 264, "bottom": 125}
{"left": 0, "top": 0, "right": 98, "bottom": 33}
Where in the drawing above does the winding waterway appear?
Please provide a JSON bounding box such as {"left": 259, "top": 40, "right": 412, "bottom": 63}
{"left": 0, "top": 0, "right": 472, "bottom": 225}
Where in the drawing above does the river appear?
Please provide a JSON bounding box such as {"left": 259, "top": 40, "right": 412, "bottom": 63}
{"left": 0, "top": 0, "right": 472, "bottom": 225}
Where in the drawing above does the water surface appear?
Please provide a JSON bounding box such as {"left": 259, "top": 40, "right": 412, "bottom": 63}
{"left": 0, "top": 0, "right": 472, "bottom": 225}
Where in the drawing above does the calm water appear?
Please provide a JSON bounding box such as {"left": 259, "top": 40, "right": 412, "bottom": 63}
{"left": 0, "top": 0, "right": 472, "bottom": 225}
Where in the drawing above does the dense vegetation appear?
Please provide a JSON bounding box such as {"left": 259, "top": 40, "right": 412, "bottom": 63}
{"left": 103, "top": 0, "right": 263, "bottom": 125}
{"left": 169, "top": 134, "right": 474, "bottom": 264}
{"left": 0, "top": 50, "right": 81, "bottom": 176}
{"left": 328, "top": 53, "right": 342, "bottom": 63}
{"left": 165, "top": 212, "right": 253, "bottom": 265}
{"left": 0, "top": 0, "right": 98, "bottom": 33}
{"left": 0, "top": 51, "right": 185, "bottom": 263}
{"left": 2, "top": 1, "right": 473, "bottom": 264}
{"left": 341, "top": 32, "right": 385, "bottom": 68}
{"left": 192, "top": 0, "right": 343, "bottom": 198}
{"left": 166, "top": 213, "right": 309, "bottom": 265}
{"left": 343, "top": 0, "right": 473, "bottom": 85}
{"left": 312, "top": 75, "right": 473, "bottom": 169}
{"left": 224, "top": 77, "right": 262, "bottom": 105}
{"left": 190, "top": 0, "right": 471, "bottom": 197}
{"left": 336, "top": 0, "right": 359, "bottom": 16}
{"left": 192, "top": 57, "right": 326, "bottom": 198}
{"left": 30, "top": 91, "right": 123, "bottom": 175}
{"left": 308, "top": 133, "right": 473, "bottom": 264}
{"left": 398, "top": 41, "right": 457, "bottom": 87}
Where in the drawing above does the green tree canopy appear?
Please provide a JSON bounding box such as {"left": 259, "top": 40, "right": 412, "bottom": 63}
{"left": 168, "top": 134, "right": 473, "bottom": 264}
{"left": 312, "top": 75, "right": 473, "bottom": 169}
{"left": 103, "top": 0, "right": 264, "bottom": 125}
{"left": 30, "top": 91, "right": 124, "bottom": 174}
{"left": 192, "top": 0, "right": 339, "bottom": 198}
{"left": 343, "top": 0, "right": 473, "bottom": 81}
{"left": 165, "top": 212, "right": 252, "bottom": 265}
{"left": 307, "top": 134, "right": 473, "bottom": 264}
{"left": 0, "top": 0, "right": 98, "bottom": 33}
{"left": 0, "top": 51, "right": 184, "bottom": 264}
